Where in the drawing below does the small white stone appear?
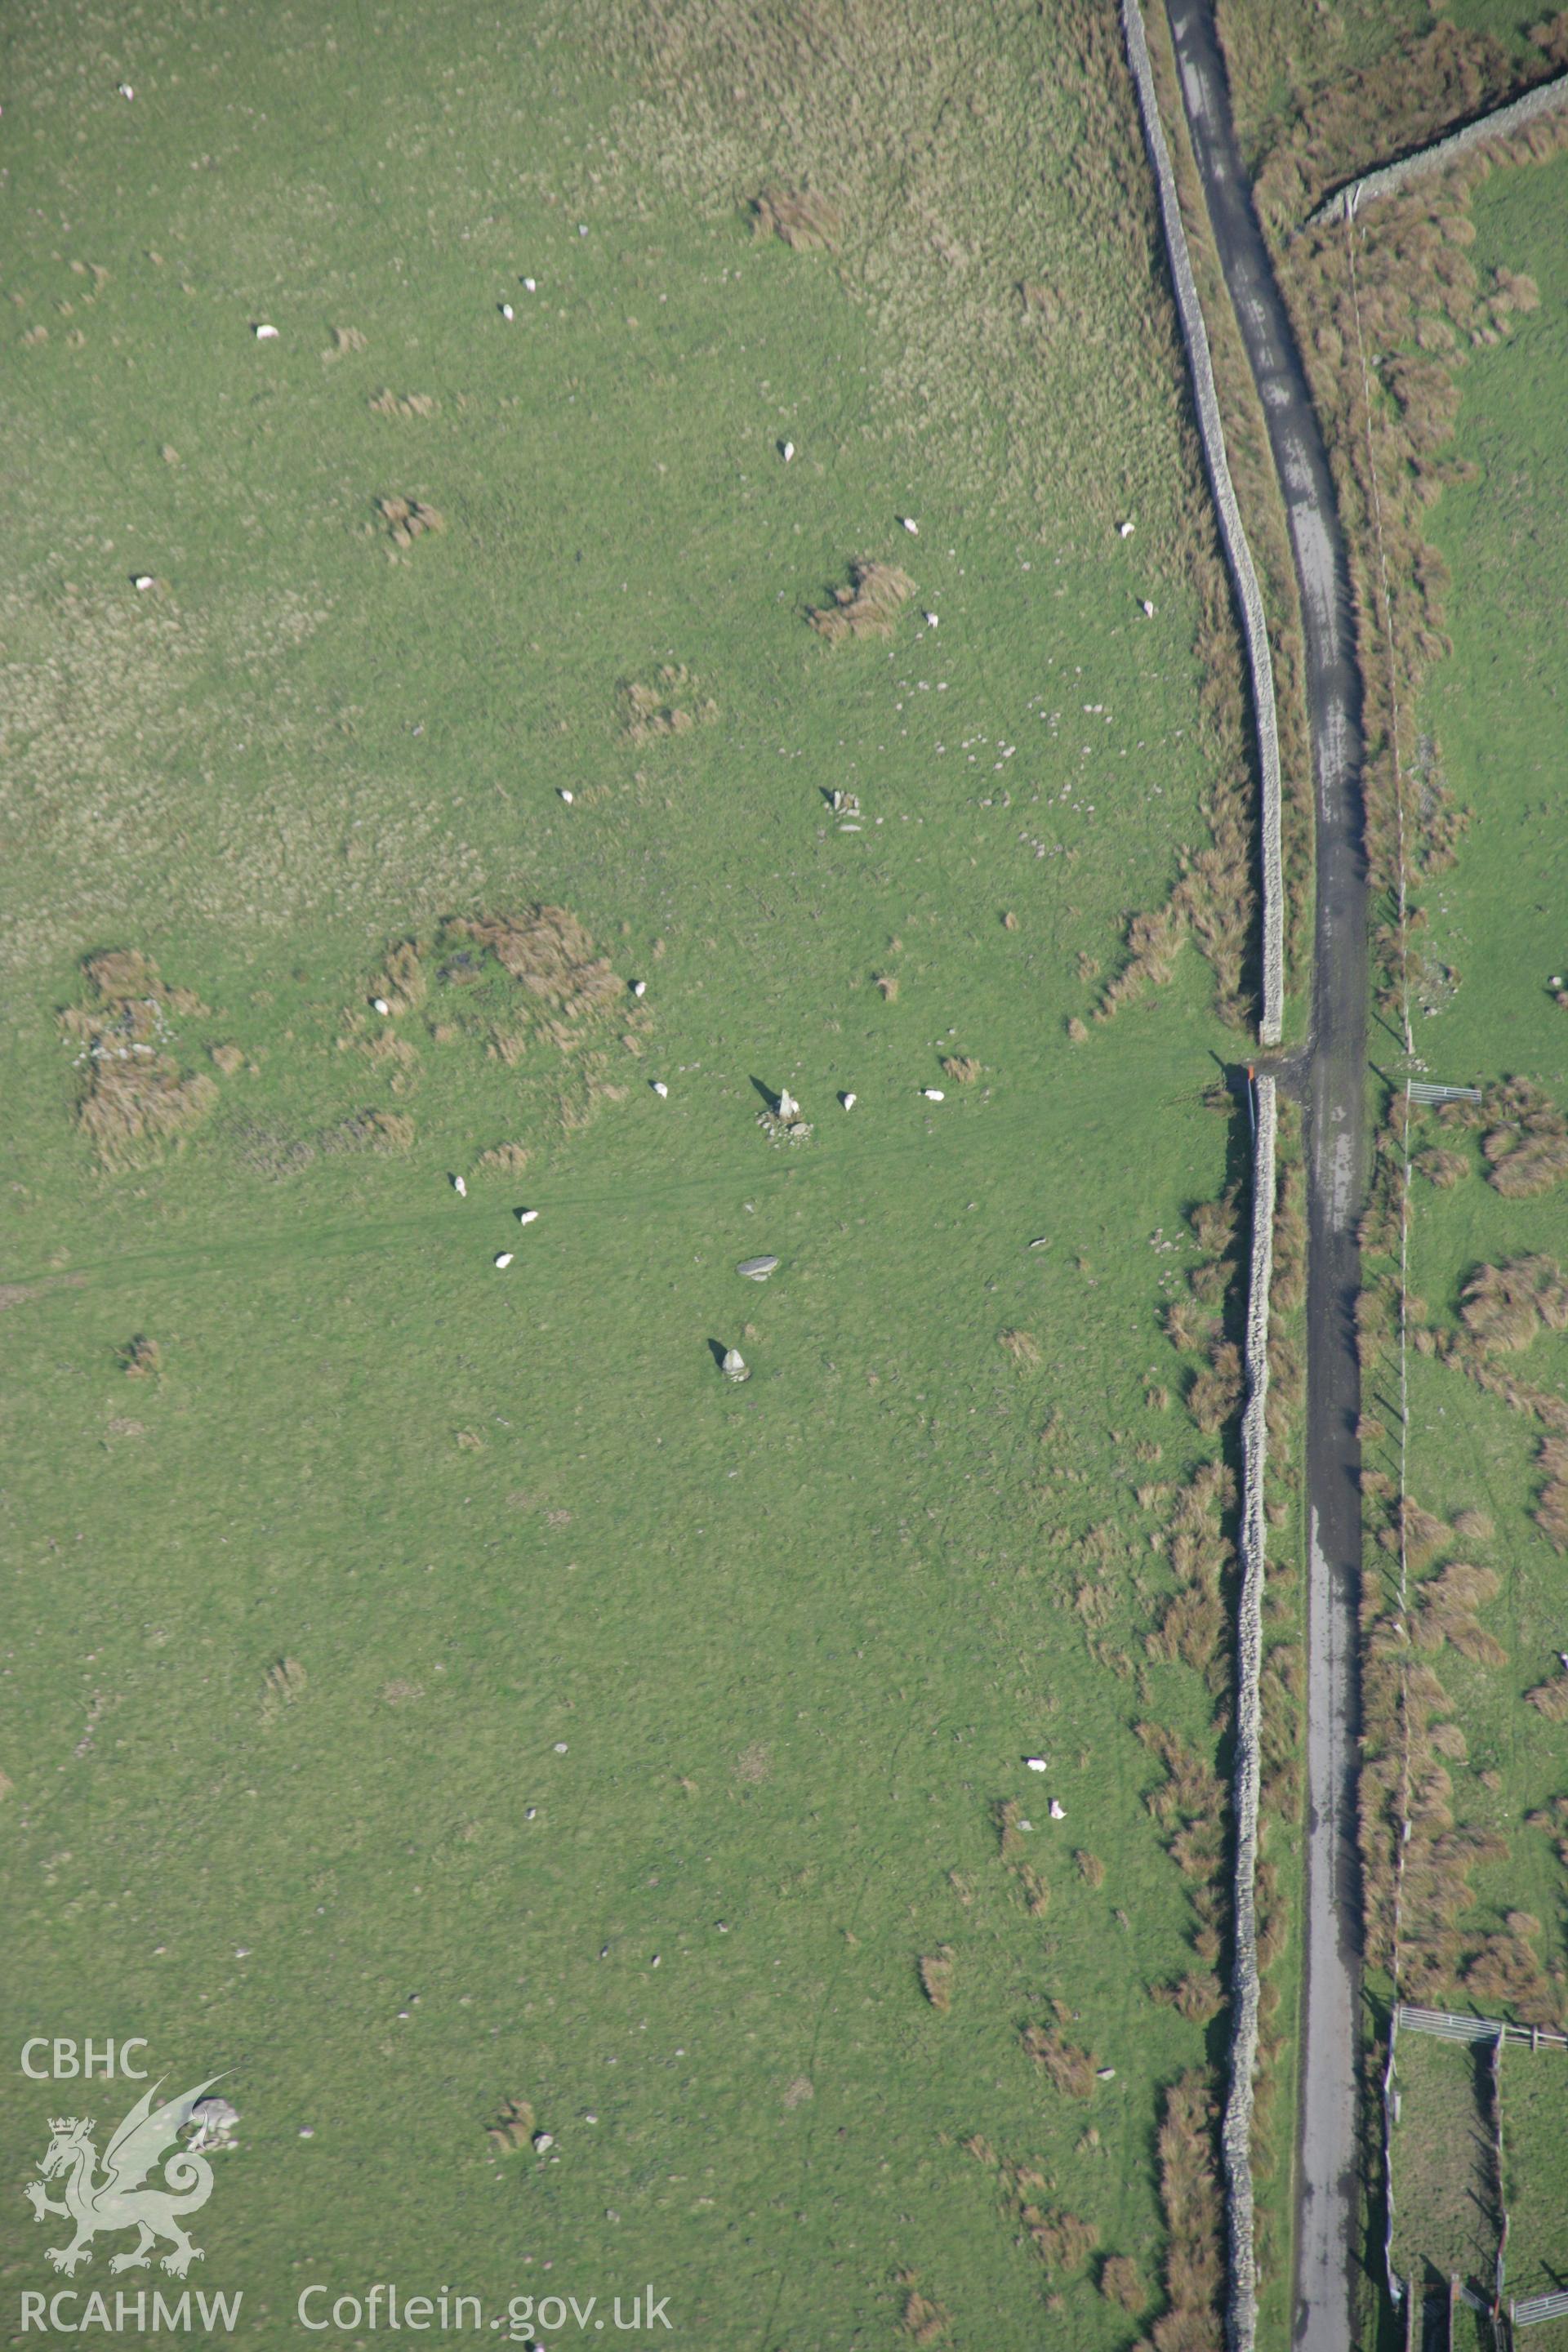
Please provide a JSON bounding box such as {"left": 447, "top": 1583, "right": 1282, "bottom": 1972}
{"left": 372, "top": 996, "right": 391, "bottom": 1015}
{"left": 559, "top": 787, "right": 573, "bottom": 804}
{"left": 253, "top": 323, "right": 279, "bottom": 340}
{"left": 533, "top": 2131, "right": 554, "bottom": 2151}
{"left": 1018, "top": 1819, "right": 1033, "bottom": 1833}
{"left": 516, "top": 1207, "right": 538, "bottom": 1226}
{"left": 921, "top": 1088, "right": 945, "bottom": 1102}
{"left": 494, "top": 1252, "right": 514, "bottom": 1269}
{"left": 652, "top": 1080, "right": 669, "bottom": 1098}
{"left": 577, "top": 223, "right": 588, "bottom": 235}
{"left": 900, "top": 516, "right": 919, "bottom": 535}
{"left": 500, "top": 302, "right": 514, "bottom": 320}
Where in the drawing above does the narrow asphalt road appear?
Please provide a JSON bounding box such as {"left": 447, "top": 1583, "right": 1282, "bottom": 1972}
{"left": 1162, "top": 5, "right": 1370, "bottom": 2346}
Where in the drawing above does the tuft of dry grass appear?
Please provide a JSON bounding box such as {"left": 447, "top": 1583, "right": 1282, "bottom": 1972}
{"left": 1021, "top": 2025, "right": 1098, "bottom": 2097}
{"left": 1526, "top": 1675, "right": 1568, "bottom": 1722}
{"left": 486, "top": 2096, "right": 535, "bottom": 2154}
{"left": 621, "top": 665, "right": 718, "bottom": 743}
{"left": 917, "top": 1947, "right": 956, "bottom": 2014}
{"left": 369, "top": 389, "right": 438, "bottom": 418}
{"left": 751, "top": 185, "right": 843, "bottom": 252}
{"left": 940, "top": 1055, "right": 981, "bottom": 1084}
{"left": 120, "top": 1334, "right": 162, "bottom": 1379}
{"left": 999, "top": 1327, "right": 1042, "bottom": 1369}
{"left": 1099, "top": 2253, "right": 1146, "bottom": 2313}
{"left": 475, "top": 1143, "right": 531, "bottom": 1175}
{"left": 808, "top": 559, "right": 915, "bottom": 644}
{"left": 60, "top": 948, "right": 220, "bottom": 1169}
{"left": 377, "top": 494, "right": 445, "bottom": 548}
{"left": 898, "top": 2290, "right": 949, "bottom": 2345}
{"left": 875, "top": 972, "right": 900, "bottom": 1003}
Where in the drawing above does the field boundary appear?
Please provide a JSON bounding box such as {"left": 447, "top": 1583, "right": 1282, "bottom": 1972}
{"left": 1395, "top": 2005, "right": 1568, "bottom": 2051}
{"left": 1120, "top": 0, "right": 1285, "bottom": 1048}
{"left": 1220, "top": 1068, "right": 1276, "bottom": 2352}
{"left": 1306, "top": 67, "right": 1568, "bottom": 225}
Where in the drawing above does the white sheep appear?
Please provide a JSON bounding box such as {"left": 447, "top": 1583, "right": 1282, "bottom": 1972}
{"left": 1119, "top": 520, "right": 1134, "bottom": 537}
{"left": 781, "top": 440, "right": 794, "bottom": 463}
{"left": 900, "top": 516, "right": 919, "bottom": 536}
{"left": 921, "top": 1088, "right": 945, "bottom": 1102}
{"left": 631, "top": 979, "right": 647, "bottom": 998}
{"left": 494, "top": 1252, "right": 514, "bottom": 1269}
{"left": 452, "top": 1174, "right": 467, "bottom": 1197}
{"left": 840, "top": 1092, "right": 857, "bottom": 1110}
{"left": 1141, "top": 599, "right": 1155, "bottom": 618}
{"left": 372, "top": 996, "right": 391, "bottom": 1015}
{"left": 652, "top": 1080, "right": 669, "bottom": 1098}
{"left": 134, "top": 574, "right": 154, "bottom": 591}
{"left": 523, "top": 277, "right": 537, "bottom": 292}
{"left": 118, "top": 82, "right": 135, "bottom": 99}
{"left": 500, "top": 302, "right": 514, "bottom": 320}
{"left": 923, "top": 611, "right": 938, "bottom": 628}
{"left": 516, "top": 1208, "right": 538, "bottom": 1227}
{"left": 559, "top": 787, "right": 573, "bottom": 804}
{"left": 1049, "top": 1797, "right": 1066, "bottom": 1820}
{"left": 1025, "top": 1757, "right": 1047, "bottom": 1773}
{"left": 253, "top": 323, "right": 278, "bottom": 340}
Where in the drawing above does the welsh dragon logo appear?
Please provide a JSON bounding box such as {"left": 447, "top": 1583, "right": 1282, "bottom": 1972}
{"left": 24, "top": 2079, "right": 225, "bottom": 2278}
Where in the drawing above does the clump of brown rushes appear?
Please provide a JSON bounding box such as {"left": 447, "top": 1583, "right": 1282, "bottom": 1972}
{"left": 809, "top": 560, "right": 915, "bottom": 644}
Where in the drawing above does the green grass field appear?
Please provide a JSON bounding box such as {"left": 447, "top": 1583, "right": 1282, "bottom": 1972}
{"left": 1374, "top": 141, "right": 1568, "bottom": 2321}
{"left": 0, "top": 3, "right": 1299, "bottom": 2344}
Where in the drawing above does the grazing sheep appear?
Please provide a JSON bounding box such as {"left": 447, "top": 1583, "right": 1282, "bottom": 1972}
{"left": 1049, "top": 1797, "right": 1066, "bottom": 1820}
{"left": 1025, "top": 1757, "right": 1047, "bottom": 1772}
{"left": 840, "top": 1092, "right": 856, "bottom": 1110}
{"left": 652, "top": 1080, "right": 669, "bottom": 1098}
{"left": 494, "top": 1252, "right": 514, "bottom": 1269}
{"left": 558, "top": 787, "right": 573, "bottom": 804}
{"left": 118, "top": 82, "right": 135, "bottom": 98}
{"left": 631, "top": 979, "right": 646, "bottom": 998}
{"left": 500, "top": 301, "right": 514, "bottom": 320}
{"left": 515, "top": 1208, "right": 538, "bottom": 1227}
{"left": 1141, "top": 599, "right": 1155, "bottom": 618}
{"left": 900, "top": 516, "right": 919, "bottom": 536}
{"left": 452, "top": 1174, "right": 467, "bottom": 1197}
{"left": 1119, "top": 520, "right": 1134, "bottom": 537}
{"left": 134, "top": 574, "right": 154, "bottom": 591}
{"left": 523, "top": 277, "right": 537, "bottom": 292}
{"left": 372, "top": 996, "right": 391, "bottom": 1015}
{"left": 781, "top": 440, "right": 794, "bottom": 462}
{"left": 923, "top": 611, "right": 938, "bottom": 628}
{"left": 921, "top": 1088, "right": 945, "bottom": 1102}
{"left": 253, "top": 323, "right": 279, "bottom": 340}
